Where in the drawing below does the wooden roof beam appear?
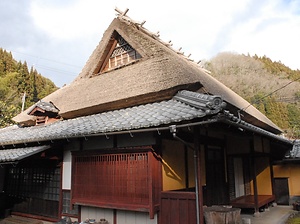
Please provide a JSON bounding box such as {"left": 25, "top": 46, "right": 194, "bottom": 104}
{"left": 115, "top": 7, "right": 129, "bottom": 16}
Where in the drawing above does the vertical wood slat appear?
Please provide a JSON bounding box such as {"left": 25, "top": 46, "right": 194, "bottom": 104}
{"left": 160, "top": 191, "right": 197, "bottom": 224}
{"left": 72, "top": 150, "right": 159, "bottom": 215}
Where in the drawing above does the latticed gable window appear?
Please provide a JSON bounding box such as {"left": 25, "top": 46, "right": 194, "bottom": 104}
{"left": 71, "top": 148, "right": 160, "bottom": 218}
{"left": 102, "top": 35, "right": 141, "bottom": 72}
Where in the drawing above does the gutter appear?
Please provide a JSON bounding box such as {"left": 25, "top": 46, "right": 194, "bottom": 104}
{"left": 0, "top": 119, "right": 220, "bottom": 147}
{"left": 219, "top": 111, "right": 293, "bottom": 145}
{"left": 1, "top": 110, "right": 293, "bottom": 149}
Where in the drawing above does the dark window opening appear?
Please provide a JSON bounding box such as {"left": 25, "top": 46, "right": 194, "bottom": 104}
{"left": 5, "top": 166, "right": 60, "bottom": 219}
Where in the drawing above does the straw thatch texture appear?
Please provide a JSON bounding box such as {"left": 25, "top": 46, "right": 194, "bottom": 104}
{"left": 13, "top": 17, "right": 281, "bottom": 134}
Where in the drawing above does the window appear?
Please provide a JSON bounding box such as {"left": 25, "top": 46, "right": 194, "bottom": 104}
{"left": 5, "top": 166, "right": 61, "bottom": 218}
{"left": 6, "top": 167, "right": 60, "bottom": 201}
{"left": 72, "top": 149, "right": 160, "bottom": 217}
{"left": 102, "top": 35, "right": 141, "bottom": 72}
{"left": 62, "top": 190, "right": 78, "bottom": 216}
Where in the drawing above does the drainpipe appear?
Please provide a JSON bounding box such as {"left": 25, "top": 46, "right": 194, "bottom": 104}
{"left": 170, "top": 125, "right": 202, "bottom": 224}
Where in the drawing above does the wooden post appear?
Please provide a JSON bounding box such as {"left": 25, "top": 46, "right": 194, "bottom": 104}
{"left": 194, "top": 126, "right": 204, "bottom": 224}
{"left": 250, "top": 138, "right": 259, "bottom": 214}
{"left": 270, "top": 157, "right": 275, "bottom": 197}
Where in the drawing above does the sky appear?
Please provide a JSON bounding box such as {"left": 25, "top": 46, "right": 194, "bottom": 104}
{"left": 0, "top": 0, "right": 299, "bottom": 87}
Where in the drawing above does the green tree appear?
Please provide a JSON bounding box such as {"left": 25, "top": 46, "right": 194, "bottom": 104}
{"left": 0, "top": 48, "right": 58, "bottom": 127}
{"left": 205, "top": 52, "right": 300, "bottom": 138}
{"left": 0, "top": 101, "right": 18, "bottom": 128}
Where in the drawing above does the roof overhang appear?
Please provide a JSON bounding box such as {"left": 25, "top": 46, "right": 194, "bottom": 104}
{"left": 275, "top": 140, "right": 300, "bottom": 163}
{"left": 0, "top": 145, "right": 51, "bottom": 164}
{"left": 220, "top": 111, "right": 292, "bottom": 145}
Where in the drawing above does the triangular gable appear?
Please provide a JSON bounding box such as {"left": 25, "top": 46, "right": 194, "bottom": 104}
{"left": 28, "top": 101, "right": 59, "bottom": 116}
{"left": 27, "top": 101, "right": 60, "bottom": 126}
{"left": 96, "top": 31, "right": 142, "bottom": 74}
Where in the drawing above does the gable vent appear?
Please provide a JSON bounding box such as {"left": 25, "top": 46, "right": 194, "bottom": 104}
{"left": 102, "top": 34, "right": 141, "bottom": 73}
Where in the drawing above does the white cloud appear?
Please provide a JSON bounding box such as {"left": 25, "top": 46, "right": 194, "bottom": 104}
{"left": 1, "top": 0, "right": 299, "bottom": 87}
{"left": 30, "top": 0, "right": 111, "bottom": 40}
{"left": 222, "top": 0, "right": 300, "bottom": 70}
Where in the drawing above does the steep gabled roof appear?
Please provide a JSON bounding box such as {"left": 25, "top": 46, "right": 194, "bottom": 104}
{"left": 13, "top": 10, "right": 281, "bottom": 134}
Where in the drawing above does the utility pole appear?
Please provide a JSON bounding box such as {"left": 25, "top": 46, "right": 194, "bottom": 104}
{"left": 21, "top": 92, "right": 26, "bottom": 112}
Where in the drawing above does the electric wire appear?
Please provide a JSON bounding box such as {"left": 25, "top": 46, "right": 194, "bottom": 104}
{"left": 4, "top": 48, "right": 81, "bottom": 79}
{"left": 242, "top": 76, "right": 300, "bottom": 112}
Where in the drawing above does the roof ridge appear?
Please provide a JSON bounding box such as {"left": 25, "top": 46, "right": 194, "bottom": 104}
{"left": 114, "top": 7, "right": 211, "bottom": 73}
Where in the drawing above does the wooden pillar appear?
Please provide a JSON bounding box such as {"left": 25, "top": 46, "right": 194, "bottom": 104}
{"left": 194, "top": 126, "right": 204, "bottom": 224}
{"left": 270, "top": 157, "right": 275, "bottom": 196}
{"left": 250, "top": 138, "right": 259, "bottom": 214}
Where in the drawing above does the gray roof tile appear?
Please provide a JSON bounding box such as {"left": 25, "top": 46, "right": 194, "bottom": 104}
{"left": 285, "top": 140, "right": 300, "bottom": 159}
{"left": 0, "top": 145, "right": 50, "bottom": 163}
{"left": 0, "top": 91, "right": 221, "bottom": 146}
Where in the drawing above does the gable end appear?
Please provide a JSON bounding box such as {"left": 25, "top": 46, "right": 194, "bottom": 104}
{"left": 93, "top": 31, "right": 142, "bottom": 75}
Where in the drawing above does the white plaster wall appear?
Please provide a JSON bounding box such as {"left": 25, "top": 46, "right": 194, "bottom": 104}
{"left": 62, "top": 140, "right": 80, "bottom": 190}
{"left": 62, "top": 149, "right": 72, "bottom": 189}
{"left": 117, "top": 210, "right": 157, "bottom": 224}
{"left": 80, "top": 207, "right": 158, "bottom": 224}
{"left": 81, "top": 206, "right": 114, "bottom": 223}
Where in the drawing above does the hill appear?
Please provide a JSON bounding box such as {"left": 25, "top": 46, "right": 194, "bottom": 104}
{"left": 0, "top": 48, "right": 58, "bottom": 127}
{"left": 204, "top": 52, "right": 300, "bottom": 138}
{"left": 1, "top": 49, "right": 299, "bottom": 138}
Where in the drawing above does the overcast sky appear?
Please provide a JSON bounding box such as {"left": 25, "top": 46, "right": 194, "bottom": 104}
{"left": 1, "top": 0, "right": 299, "bottom": 87}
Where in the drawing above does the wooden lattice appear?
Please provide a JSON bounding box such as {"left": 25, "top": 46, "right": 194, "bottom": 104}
{"left": 72, "top": 150, "right": 160, "bottom": 216}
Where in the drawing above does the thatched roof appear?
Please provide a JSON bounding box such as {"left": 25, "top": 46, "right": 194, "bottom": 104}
{"left": 13, "top": 13, "right": 282, "bottom": 134}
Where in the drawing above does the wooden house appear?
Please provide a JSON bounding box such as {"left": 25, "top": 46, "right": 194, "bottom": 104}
{"left": 0, "top": 9, "right": 294, "bottom": 224}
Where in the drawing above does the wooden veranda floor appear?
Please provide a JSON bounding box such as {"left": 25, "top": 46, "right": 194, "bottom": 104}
{"left": 230, "top": 195, "right": 275, "bottom": 209}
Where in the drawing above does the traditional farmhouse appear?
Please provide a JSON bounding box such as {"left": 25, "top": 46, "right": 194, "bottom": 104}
{"left": 0, "top": 9, "right": 295, "bottom": 224}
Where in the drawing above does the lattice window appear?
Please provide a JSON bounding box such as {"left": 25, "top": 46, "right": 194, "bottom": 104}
{"left": 62, "top": 190, "right": 78, "bottom": 216}
{"left": 6, "top": 167, "right": 60, "bottom": 201}
{"left": 72, "top": 150, "right": 160, "bottom": 215}
{"left": 102, "top": 35, "right": 141, "bottom": 72}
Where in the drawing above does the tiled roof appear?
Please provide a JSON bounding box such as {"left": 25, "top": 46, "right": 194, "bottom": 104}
{"left": 28, "top": 101, "right": 60, "bottom": 114}
{"left": 285, "top": 140, "right": 300, "bottom": 159}
{"left": 0, "top": 145, "right": 50, "bottom": 163}
{"left": 0, "top": 91, "right": 219, "bottom": 146}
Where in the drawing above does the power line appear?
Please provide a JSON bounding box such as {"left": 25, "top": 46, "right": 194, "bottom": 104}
{"left": 242, "top": 76, "right": 300, "bottom": 111}
{"left": 8, "top": 49, "right": 82, "bottom": 69}
{"left": 34, "top": 64, "right": 78, "bottom": 77}
{"left": 2, "top": 48, "right": 81, "bottom": 79}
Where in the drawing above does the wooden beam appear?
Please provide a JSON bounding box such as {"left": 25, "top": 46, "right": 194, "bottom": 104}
{"left": 250, "top": 138, "right": 259, "bottom": 214}
{"left": 115, "top": 7, "right": 129, "bottom": 16}
{"left": 194, "top": 126, "right": 204, "bottom": 224}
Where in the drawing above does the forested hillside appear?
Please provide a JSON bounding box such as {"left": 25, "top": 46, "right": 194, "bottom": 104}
{"left": 0, "top": 48, "right": 57, "bottom": 127}
{"left": 204, "top": 52, "right": 300, "bottom": 138}
{"left": 1, "top": 48, "right": 299, "bottom": 139}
